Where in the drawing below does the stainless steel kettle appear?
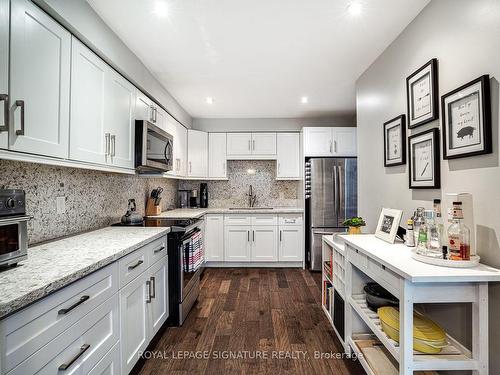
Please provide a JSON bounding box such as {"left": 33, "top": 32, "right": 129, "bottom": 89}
{"left": 121, "top": 199, "right": 144, "bottom": 225}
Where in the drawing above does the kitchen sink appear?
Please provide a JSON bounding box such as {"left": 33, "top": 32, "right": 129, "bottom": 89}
{"left": 228, "top": 207, "right": 274, "bottom": 210}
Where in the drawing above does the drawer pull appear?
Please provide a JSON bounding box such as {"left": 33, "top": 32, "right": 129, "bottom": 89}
{"left": 150, "top": 276, "right": 156, "bottom": 299}
{"left": 146, "top": 280, "right": 152, "bottom": 303}
{"left": 128, "top": 259, "right": 144, "bottom": 270}
{"left": 58, "top": 344, "right": 90, "bottom": 371}
{"left": 153, "top": 246, "right": 165, "bottom": 254}
{"left": 58, "top": 295, "right": 90, "bottom": 315}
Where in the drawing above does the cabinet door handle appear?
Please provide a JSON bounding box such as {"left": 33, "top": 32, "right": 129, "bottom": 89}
{"left": 154, "top": 107, "right": 157, "bottom": 123}
{"left": 248, "top": 140, "right": 251, "bottom": 151}
{"left": 105, "top": 133, "right": 111, "bottom": 155}
{"left": 58, "top": 295, "right": 90, "bottom": 315}
{"left": 253, "top": 230, "right": 255, "bottom": 242}
{"left": 146, "top": 280, "right": 152, "bottom": 303}
{"left": 247, "top": 230, "right": 250, "bottom": 242}
{"left": 150, "top": 106, "right": 155, "bottom": 122}
{"left": 150, "top": 276, "right": 156, "bottom": 299}
{"left": 280, "top": 230, "right": 282, "bottom": 242}
{"left": 15, "top": 100, "right": 25, "bottom": 136}
{"left": 329, "top": 140, "right": 333, "bottom": 154}
{"left": 154, "top": 246, "right": 165, "bottom": 254}
{"left": 110, "top": 135, "right": 116, "bottom": 157}
{"left": 334, "top": 140, "right": 337, "bottom": 153}
{"left": 0, "top": 94, "right": 8, "bottom": 132}
{"left": 128, "top": 259, "right": 143, "bottom": 270}
{"left": 252, "top": 140, "right": 255, "bottom": 151}
{"left": 58, "top": 344, "right": 90, "bottom": 371}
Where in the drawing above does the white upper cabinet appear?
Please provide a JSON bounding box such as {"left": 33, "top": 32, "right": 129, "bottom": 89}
{"left": 227, "top": 133, "right": 252, "bottom": 156}
{"left": 165, "top": 114, "right": 187, "bottom": 177}
{"left": 0, "top": 0, "right": 8, "bottom": 149}
{"left": 187, "top": 129, "right": 208, "bottom": 177}
{"left": 135, "top": 91, "right": 153, "bottom": 123}
{"left": 276, "top": 133, "right": 301, "bottom": 179}
{"left": 208, "top": 133, "right": 227, "bottom": 178}
{"left": 332, "top": 127, "right": 357, "bottom": 156}
{"left": 155, "top": 106, "right": 168, "bottom": 132}
{"left": 9, "top": 0, "right": 71, "bottom": 159}
{"left": 303, "top": 127, "right": 357, "bottom": 157}
{"left": 251, "top": 133, "right": 276, "bottom": 155}
{"left": 69, "top": 38, "right": 107, "bottom": 165}
{"left": 104, "top": 70, "right": 135, "bottom": 169}
{"left": 227, "top": 132, "right": 277, "bottom": 159}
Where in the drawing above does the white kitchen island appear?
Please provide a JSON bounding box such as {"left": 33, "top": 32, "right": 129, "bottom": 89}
{"left": 322, "top": 234, "right": 500, "bottom": 375}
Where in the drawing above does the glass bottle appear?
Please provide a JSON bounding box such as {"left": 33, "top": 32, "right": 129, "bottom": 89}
{"left": 447, "top": 202, "right": 471, "bottom": 261}
{"left": 426, "top": 210, "right": 442, "bottom": 258}
{"left": 433, "top": 199, "right": 446, "bottom": 247}
{"left": 413, "top": 207, "right": 425, "bottom": 246}
{"left": 416, "top": 212, "right": 428, "bottom": 255}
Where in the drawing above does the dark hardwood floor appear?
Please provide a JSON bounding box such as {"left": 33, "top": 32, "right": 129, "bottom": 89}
{"left": 139, "top": 268, "right": 364, "bottom": 375}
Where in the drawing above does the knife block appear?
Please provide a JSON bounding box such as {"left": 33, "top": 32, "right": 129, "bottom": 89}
{"left": 146, "top": 198, "right": 162, "bottom": 216}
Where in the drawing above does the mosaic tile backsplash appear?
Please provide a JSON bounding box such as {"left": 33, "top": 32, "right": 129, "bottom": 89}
{"left": 0, "top": 160, "right": 178, "bottom": 245}
{"left": 179, "top": 160, "right": 301, "bottom": 208}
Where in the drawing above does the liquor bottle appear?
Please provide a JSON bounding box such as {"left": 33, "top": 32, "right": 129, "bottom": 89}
{"left": 413, "top": 207, "right": 425, "bottom": 247}
{"left": 433, "top": 199, "right": 445, "bottom": 248}
{"left": 426, "top": 210, "right": 442, "bottom": 258}
{"left": 405, "top": 219, "right": 415, "bottom": 247}
{"left": 416, "top": 212, "right": 428, "bottom": 255}
{"left": 447, "top": 202, "right": 471, "bottom": 260}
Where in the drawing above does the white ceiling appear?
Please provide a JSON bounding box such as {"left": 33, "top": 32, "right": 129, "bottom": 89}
{"left": 88, "top": 0, "right": 429, "bottom": 119}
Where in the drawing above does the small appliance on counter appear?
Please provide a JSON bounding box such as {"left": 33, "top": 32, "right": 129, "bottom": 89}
{"left": 120, "top": 199, "right": 144, "bottom": 226}
{"left": 189, "top": 189, "right": 198, "bottom": 208}
{"left": 200, "top": 183, "right": 208, "bottom": 208}
{"left": 0, "top": 189, "right": 31, "bottom": 268}
{"left": 146, "top": 187, "right": 163, "bottom": 216}
{"left": 178, "top": 190, "right": 190, "bottom": 208}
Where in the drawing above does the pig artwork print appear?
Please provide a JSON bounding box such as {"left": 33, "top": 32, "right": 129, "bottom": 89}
{"left": 442, "top": 75, "right": 492, "bottom": 159}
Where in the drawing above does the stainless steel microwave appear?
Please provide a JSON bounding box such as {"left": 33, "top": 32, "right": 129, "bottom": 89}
{"left": 135, "top": 120, "right": 174, "bottom": 173}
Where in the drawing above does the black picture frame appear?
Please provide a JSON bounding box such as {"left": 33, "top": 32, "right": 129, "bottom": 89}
{"left": 406, "top": 58, "right": 439, "bottom": 129}
{"left": 383, "top": 115, "right": 406, "bottom": 167}
{"left": 441, "top": 75, "right": 492, "bottom": 159}
{"left": 408, "top": 128, "right": 440, "bottom": 189}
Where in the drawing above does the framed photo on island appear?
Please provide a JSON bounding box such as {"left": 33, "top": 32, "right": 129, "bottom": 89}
{"left": 375, "top": 208, "right": 403, "bottom": 244}
{"left": 408, "top": 128, "right": 440, "bottom": 189}
{"left": 383, "top": 115, "right": 406, "bottom": 167}
{"left": 406, "top": 58, "right": 439, "bottom": 128}
{"left": 441, "top": 75, "right": 492, "bottom": 159}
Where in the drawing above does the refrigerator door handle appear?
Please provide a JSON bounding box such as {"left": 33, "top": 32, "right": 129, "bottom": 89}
{"left": 338, "top": 163, "right": 344, "bottom": 224}
{"left": 333, "top": 165, "right": 338, "bottom": 221}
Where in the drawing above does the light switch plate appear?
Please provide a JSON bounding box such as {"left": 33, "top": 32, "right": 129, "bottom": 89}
{"left": 56, "top": 196, "right": 66, "bottom": 214}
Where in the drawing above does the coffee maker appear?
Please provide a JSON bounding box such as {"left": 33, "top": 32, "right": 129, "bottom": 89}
{"left": 200, "top": 183, "right": 208, "bottom": 208}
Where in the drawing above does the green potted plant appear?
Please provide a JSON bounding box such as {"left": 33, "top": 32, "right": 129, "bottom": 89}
{"left": 343, "top": 217, "right": 366, "bottom": 235}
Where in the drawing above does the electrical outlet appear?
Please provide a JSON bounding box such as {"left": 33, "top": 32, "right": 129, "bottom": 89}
{"left": 56, "top": 196, "right": 66, "bottom": 214}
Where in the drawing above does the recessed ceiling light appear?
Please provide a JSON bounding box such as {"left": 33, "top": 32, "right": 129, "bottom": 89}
{"left": 206, "top": 97, "right": 214, "bottom": 104}
{"left": 301, "top": 96, "right": 309, "bottom": 104}
{"left": 153, "top": 1, "right": 168, "bottom": 17}
{"left": 347, "top": 1, "right": 363, "bottom": 16}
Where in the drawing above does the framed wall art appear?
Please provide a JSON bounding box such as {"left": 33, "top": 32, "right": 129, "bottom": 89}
{"left": 408, "top": 128, "right": 440, "bottom": 189}
{"left": 441, "top": 75, "right": 492, "bottom": 159}
{"left": 375, "top": 208, "right": 403, "bottom": 244}
{"left": 406, "top": 58, "right": 439, "bottom": 129}
{"left": 383, "top": 114, "right": 406, "bottom": 167}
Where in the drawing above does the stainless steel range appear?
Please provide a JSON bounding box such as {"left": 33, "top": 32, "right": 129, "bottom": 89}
{"left": 0, "top": 189, "right": 30, "bottom": 268}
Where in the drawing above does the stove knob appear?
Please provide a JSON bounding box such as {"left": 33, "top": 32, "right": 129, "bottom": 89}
{"left": 6, "top": 198, "right": 16, "bottom": 209}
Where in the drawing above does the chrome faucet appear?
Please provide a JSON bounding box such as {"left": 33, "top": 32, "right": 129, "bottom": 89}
{"left": 247, "top": 185, "right": 257, "bottom": 207}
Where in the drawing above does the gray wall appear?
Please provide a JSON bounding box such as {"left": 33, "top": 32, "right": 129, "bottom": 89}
{"left": 33, "top": 0, "right": 192, "bottom": 128}
{"left": 356, "top": 0, "right": 500, "bottom": 371}
{"left": 193, "top": 116, "right": 356, "bottom": 132}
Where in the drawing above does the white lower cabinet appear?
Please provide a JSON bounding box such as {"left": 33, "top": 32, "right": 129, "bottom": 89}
{"left": 119, "top": 255, "right": 168, "bottom": 374}
{"left": 88, "top": 342, "right": 120, "bottom": 375}
{"left": 251, "top": 226, "right": 278, "bottom": 262}
{"left": 279, "top": 226, "right": 303, "bottom": 262}
{"left": 224, "top": 225, "right": 252, "bottom": 261}
{"left": 205, "top": 214, "right": 224, "bottom": 261}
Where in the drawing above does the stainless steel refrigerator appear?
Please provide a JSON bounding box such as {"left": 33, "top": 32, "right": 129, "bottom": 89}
{"left": 305, "top": 158, "right": 357, "bottom": 270}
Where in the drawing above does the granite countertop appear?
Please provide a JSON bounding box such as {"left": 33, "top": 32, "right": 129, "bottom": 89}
{"left": 147, "top": 207, "right": 305, "bottom": 219}
{"left": 0, "top": 227, "right": 170, "bottom": 319}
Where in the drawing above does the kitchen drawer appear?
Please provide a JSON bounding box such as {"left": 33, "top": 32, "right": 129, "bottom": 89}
{"left": 7, "top": 294, "right": 119, "bottom": 375}
{"left": 278, "top": 214, "right": 303, "bottom": 226}
{"left": 87, "top": 341, "right": 120, "bottom": 375}
{"left": 347, "top": 246, "right": 368, "bottom": 270}
{"left": 1, "top": 264, "right": 118, "bottom": 374}
{"left": 367, "top": 258, "right": 401, "bottom": 295}
{"left": 251, "top": 214, "right": 278, "bottom": 226}
{"left": 147, "top": 236, "right": 168, "bottom": 266}
{"left": 118, "top": 247, "right": 148, "bottom": 288}
{"left": 224, "top": 215, "right": 252, "bottom": 226}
